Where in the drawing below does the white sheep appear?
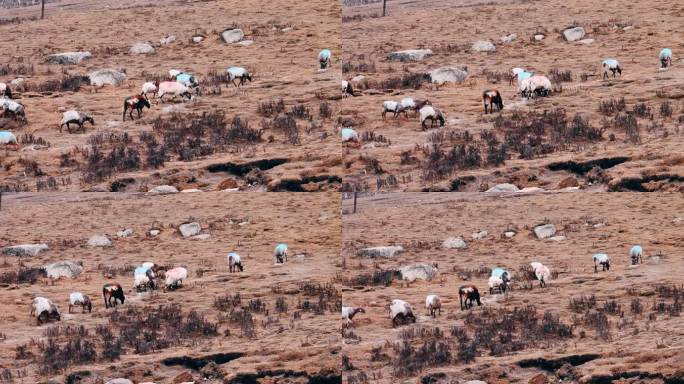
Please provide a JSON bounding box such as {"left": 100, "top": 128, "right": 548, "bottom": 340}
{"left": 60, "top": 110, "right": 95, "bottom": 133}
{"left": 629, "top": 245, "right": 643, "bottom": 265}
{"left": 510, "top": 67, "right": 527, "bottom": 85}
{"left": 69, "top": 292, "right": 92, "bottom": 313}
{"left": 342, "top": 306, "right": 365, "bottom": 326}
{"left": 30, "top": 297, "right": 60, "bottom": 324}
{"left": 141, "top": 81, "right": 158, "bottom": 98}
{"left": 227, "top": 252, "right": 244, "bottom": 272}
{"left": 602, "top": 59, "right": 622, "bottom": 79}
{"left": 169, "top": 69, "right": 181, "bottom": 78}
{"left": 399, "top": 97, "right": 431, "bottom": 118}
{"left": 390, "top": 299, "right": 415, "bottom": 327}
{"left": 419, "top": 105, "right": 445, "bottom": 130}
{"left": 381, "top": 100, "right": 405, "bottom": 119}
{"left": 0, "top": 98, "right": 26, "bottom": 121}
{"left": 156, "top": 81, "right": 193, "bottom": 103}
{"left": 0, "top": 82, "right": 12, "bottom": 99}
{"left": 533, "top": 264, "right": 551, "bottom": 287}
{"left": 593, "top": 253, "right": 610, "bottom": 272}
{"left": 134, "top": 265, "right": 156, "bottom": 291}
{"left": 660, "top": 48, "right": 672, "bottom": 68}
{"left": 489, "top": 267, "right": 512, "bottom": 293}
{"left": 342, "top": 80, "right": 354, "bottom": 97}
{"left": 274, "top": 243, "right": 288, "bottom": 263}
{"left": 425, "top": 294, "right": 442, "bottom": 317}
{"left": 341, "top": 128, "right": 360, "bottom": 147}
{"left": 0, "top": 131, "right": 19, "bottom": 150}
{"left": 164, "top": 267, "right": 188, "bottom": 290}
{"left": 142, "top": 261, "right": 155, "bottom": 270}
{"left": 226, "top": 67, "right": 252, "bottom": 88}
{"left": 520, "top": 75, "right": 551, "bottom": 98}
{"left": 318, "top": 49, "right": 332, "bottom": 69}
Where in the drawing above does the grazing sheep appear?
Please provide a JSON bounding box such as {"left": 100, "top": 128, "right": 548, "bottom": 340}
{"left": 425, "top": 294, "right": 442, "bottom": 317}
{"left": 341, "top": 128, "right": 360, "bottom": 146}
{"left": 509, "top": 68, "right": 526, "bottom": 85}
{"left": 164, "top": 267, "right": 188, "bottom": 290}
{"left": 419, "top": 105, "right": 445, "bottom": 130}
{"left": 141, "top": 81, "right": 158, "bottom": 98}
{"left": 483, "top": 89, "right": 504, "bottom": 113}
{"left": 458, "top": 285, "right": 482, "bottom": 310}
{"left": 630, "top": 245, "right": 643, "bottom": 265}
{"left": 60, "top": 110, "right": 95, "bottom": 133}
{"left": 31, "top": 297, "right": 61, "bottom": 325}
{"left": 318, "top": 49, "right": 332, "bottom": 69}
{"left": 122, "top": 95, "right": 151, "bottom": 121}
{"left": 602, "top": 59, "right": 622, "bottom": 79}
{"left": 534, "top": 264, "right": 551, "bottom": 287}
{"left": 156, "top": 81, "right": 192, "bottom": 103}
{"left": 134, "top": 265, "right": 156, "bottom": 291}
{"left": 489, "top": 268, "right": 512, "bottom": 293}
{"left": 593, "top": 253, "right": 610, "bottom": 272}
{"left": 69, "top": 292, "right": 92, "bottom": 313}
{"left": 660, "top": 48, "right": 672, "bottom": 68}
{"left": 227, "top": 252, "right": 244, "bottom": 272}
{"left": 0, "top": 83, "right": 12, "bottom": 99}
{"left": 169, "top": 69, "right": 181, "bottom": 78}
{"left": 142, "top": 261, "right": 155, "bottom": 270}
{"left": 0, "top": 131, "right": 20, "bottom": 150}
{"left": 381, "top": 100, "right": 408, "bottom": 119}
{"left": 390, "top": 299, "right": 415, "bottom": 327}
{"left": 0, "top": 98, "right": 26, "bottom": 121}
{"left": 274, "top": 243, "right": 288, "bottom": 263}
{"left": 175, "top": 73, "right": 199, "bottom": 89}
{"left": 514, "top": 70, "right": 533, "bottom": 85}
{"left": 520, "top": 75, "right": 551, "bottom": 98}
{"left": 529, "top": 261, "right": 544, "bottom": 271}
{"left": 226, "top": 67, "right": 252, "bottom": 88}
{"left": 102, "top": 283, "right": 125, "bottom": 308}
{"left": 342, "top": 80, "right": 355, "bottom": 97}
{"left": 342, "top": 306, "right": 365, "bottom": 325}
{"left": 400, "top": 97, "right": 431, "bottom": 118}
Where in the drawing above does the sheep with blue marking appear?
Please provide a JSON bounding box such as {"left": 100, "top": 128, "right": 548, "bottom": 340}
{"left": 274, "top": 243, "right": 288, "bottom": 263}
{"left": 489, "top": 267, "right": 512, "bottom": 293}
{"left": 593, "top": 253, "right": 610, "bottom": 272}
{"left": 660, "top": 48, "right": 672, "bottom": 69}
{"left": 602, "top": 59, "right": 622, "bottom": 79}
{"left": 318, "top": 49, "right": 332, "bottom": 69}
{"left": 629, "top": 245, "right": 643, "bottom": 265}
{"left": 0, "top": 131, "right": 20, "bottom": 151}
{"left": 341, "top": 128, "right": 360, "bottom": 147}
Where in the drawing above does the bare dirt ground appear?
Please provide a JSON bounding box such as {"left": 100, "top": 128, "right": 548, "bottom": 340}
{"left": 341, "top": 192, "right": 684, "bottom": 383}
{"left": 0, "top": 192, "right": 341, "bottom": 383}
{"left": 0, "top": 0, "right": 341, "bottom": 192}
{"left": 341, "top": 0, "right": 684, "bottom": 192}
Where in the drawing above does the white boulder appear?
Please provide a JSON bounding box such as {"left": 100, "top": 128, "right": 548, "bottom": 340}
{"left": 87, "top": 235, "right": 112, "bottom": 247}
{"left": 148, "top": 185, "right": 179, "bottom": 194}
{"left": 387, "top": 49, "right": 433, "bottom": 62}
{"left": 130, "top": 42, "right": 155, "bottom": 54}
{"left": 46, "top": 51, "right": 92, "bottom": 65}
{"left": 486, "top": 183, "right": 519, "bottom": 192}
{"left": 534, "top": 224, "right": 556, "bottom": 239}
{"left": 44, "top": 261, "right": 82, "bottom": 279}
{"left": 563, "top": 27, "right": 586, "bottom": 41}
{"left": 428, "top": 66, "right": 468, "bottom": 85}
{"left": 179, "top": 222, "right": 201, "bottom": 237}
{"left": 399, "top": 263, "right": 438, "bottom": 282}
{"left": 88, "top": 69, "right": 126, "bottom": 86}
{"left": 472, "top": 40, "right": 496, "bottom": 52}
{"left": 221, "top": 28, "right": 245, "bottom": 43}
{"left": 2, "top": 244, "right": 49, "bottom": 257}
{"left": 358, "top": 246, "right": 404, "bottom": 258}
{"left": 442, "top": 237, "right": 467, "bottom": 249}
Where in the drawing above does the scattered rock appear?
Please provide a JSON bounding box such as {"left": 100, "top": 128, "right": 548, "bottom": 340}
{"left": 149, "top": 185, "right": 179, "bottom": 194}
{"left": 563, "top": 26, "right": 586, "bottom": 41}
{"left": 387, "top": 49, "right": 433, "bottom": 62}
{"left": 105, "top": 379, "right": 133, "bottom": 384}
{"left": 529, "top": 373, "right": 549, "bottom": 384}
{"left": 442, "top": 237, "right": 467, "bottom": 249}
{"left": 87, "top": 235, "right": 112, "bottom": 247}
{"left": 281, "top": 27, "right": 293, "bottom": 32}
{"left": 501, "top": 33, "right": 517, "bottom": 43}
{"left": 471, "top": 230, "right": 488, "bottom": 240}
{"left": 130, "top": 42, "right": 155, "bottom": 54}
{"left": 504, "top": 231, "right": 516, "bottom": 238}
{"left": 471, "top": 40, "right": 496, "bottom": 52}
{"left": 10, "top": 78, "right": 25, "bottom": 87}
{"left": 172, "top": 372, "right": 194, "bottom": 384}
{"left": 192, "top": 36, "right": 204, "bottom": 43}
{"left": 534, "top": 224, "right": 556, "bottom": 239}
{"left": 577, "top": 38, "right": 594, "bottom": 45}
{"left": 192, "top": 234, "right": 211, "bottom": 240}
{"left": 428, "top": 66, "right": 468, "bottom": 85}
{"left": 558, "top": 176, "right": 579, "bottom": 189}
{"left": 44, "top": 261, "right": 82, "bottom": 279}
{"left": 237, "top": 40, "right": 254, "bottom": 46}
{"left": 179, "top": 222, "right": 201, "bottom": 237}
{"left": 116, "top": 229, "right": 133, "bottom": 238}
{"left": 148, "top": 229, "right": 161, "bottom": 237}
{"left": 520, "top": 187, "right": 545, "bottom": 193}
{"left": 399, "top": 263, "right": 438, "bottom": 282}
{"left": 88, "top": 68, "right": 126, "bottom": 86}
{"left": 622, "top": 25, "right": 634, "bottom": 31}
{"left": 549, "top": 235, "right": 566, "bottom": 242}
{"left": 464, "top": 381, "right": 488, "bottom": 384}
{"left": 593, "top": 223, "right": 606, "bottom": 228}
{"left": 358, "top": 246, "right": 404, "bottom": 258}
{"left": 221, "top": 28, "right": 244, "bottom": 43}
{"left": 2, "top": 244, "right": 49, "bottom": 257}
{"left": 487, "top": 183, "right": 519, "bottom": 192}
{"left": 217, "top": 178, "right": 239, "bottom": 191}
{"left": 46, "top": 51, "right": 92, "bottom": 65}
{"left": 534, "top": 34, "right": 545, "bottom": 41}
{"left": 160, "top": 35, "right": 176, "bottom": 44}
{"left": 555, "top": 363, "right": 577, "bottom": 380}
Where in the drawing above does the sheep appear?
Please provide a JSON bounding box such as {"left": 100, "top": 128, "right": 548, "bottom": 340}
{"left": 0, "top": 83, "right": 12, "bottom": 99}
{"left": 134, "top": 265, "right": 156, "bottom": 291}
{"left": 69, "top": 292, "right": 92, "bottom": 313}
{"left": 534, "top": 264, "right": 551, "bottom": 288}
{"left": 226, "top": 67, "right": 252, "bottom": 88}
{"left": 659, "top": 48, "right": 672, "bottom": 69}
{"left": 318, "top": 49, "right": 332, "bottom": 69}
{"left": 425, "top": 294, "right": 442, "bottom": 317}
{"left": 458, "top": 284, "right": 482, "bottom": 310}
{"left": 227, "top": 252, "right": 244, "bottom": 272}
{"left": 602, "top": 59, "right": 622, "bottom": 79}
{"left": 122, "top": 95, "right": 151, "bottom": 121}
{"left": 342, "top": 306, "right": 365, "bottom": 326}
{"left": 342, "top": 80, "right": 355, "bottom": 98}
{"left": 629, "top": 245, "right": 643, "bottom": 265}
{"left": 0, "top": 131, "right": 20, "bottom": 151}
{"left": 102, "top": 283, "right": 125, "bottom": 308}
{"left": 60, "top": 110, "right": 95, "bottom": 133}
{"left": 176, "top": 73, "right": 199, "bottom": 88}
{"left": 141, "top": 81, "right": 158, "bottom": 98}
{"left": 142, "top": 261, "right": 155, "bottom": 270}
{"left": 381, "top": 100, "right": 406, "bottom": 119}
{"left": 0, "top": 98, "right": 26, "bottom": 122}
{"left": 483, "top": 89, "right": 504, "bottom": 113}
{"left": 593, "top": 253, "right": 610, "bottom": 272}
{"left": 400, "top": 97, "right": 431, "bottom": 118}
{"left": 389, "top": 299, "right": 415, "bottom": 327}
{"left": 514, "top": 70, "right": 533, "bottom": 86}
{"left": 341, "top": 127, "right": 360, "bottom": 147}
{"left": 489, "top": 268, "right": 512, "bottom": 293}
{"left": 164, "top": 267, "right": 188, "bottom": 290}
{"left": 520, "top": 75, "right": 551, "bottom": 98}
{"left": 509, "top": 67, "right": 526, "bottom": 85}
{"left": 156, "top": 81, "right": 192, "bottom": 103}
{"left": 419, "top": 105, "right": 445, "bottom": 130}
{"left": 274, "top": 243, "right": 288, "bottom": 264}
{"left": 30, "top": 297, "right": 61, "bottom": 325}
{"left": 169, "top": 69, "right": 182, "bottom": 78}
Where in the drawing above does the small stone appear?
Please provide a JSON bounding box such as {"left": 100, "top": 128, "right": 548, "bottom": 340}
{"left": 442, "top": 237, "right": 467, "bottom": 249}
{"left": 534, "top": 224, "right": 556, "bottom": 239}
{"left": 192, "top": 234, "right": 211, "bottom": 240}
{"left": 179, "top": 222, "right": 201, "bottom": 237}
{"left": 149, "top": 229, "right": 161, "bottom": 237}
{"left": 116, "top": 229, "right": 133, "bottom": 238}
{"left": 558, "top": 176, "right": 579, "bottom": 189}
{"left": 130, "top": 42, "right": 155, "bottom": 54}
{"left": 149, "top": 185, "right": 179, "bottom": 194}
{"left": 172, "top": 372, "right": 194, "bottom": 384}
{"left": 549, "top": 235, "right": 566, "bottom": 241}
{"left": 87, "top": 235, "right": 112, "bottom": 247}
{"left": 471, "top": 40, "right": 496, "bottom": 52}
{"left": 221, "top": 28, "right": 244, "bottom": 43}
{"left": 471, "top": 231, "right": 488, "bottom": 240}
{"left": 563, "top": 26, "right": 586, "bottom": 41}
{"left": 358, "top": 246, "right": 404, "bottom": 258}
{"left": 534, "top": 34, "right": 545, "bottom": 41}
{"left": 504, "top": 231, "right": 516, "bottom": 238}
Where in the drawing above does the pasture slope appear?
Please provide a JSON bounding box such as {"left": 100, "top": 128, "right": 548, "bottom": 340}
{"left": 342, "top": 192, "right": 684, "bottom": 383}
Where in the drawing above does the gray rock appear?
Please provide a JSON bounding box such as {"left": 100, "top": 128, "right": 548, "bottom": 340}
{"left": 534, "top": 34, "right": 545, "bottom": 41}
{"left": 130, "top": 42, "right": 155, "bottom": 54}
{"left": 471, "top": 40, "right": 496, "bottom": 52}
{"left": 442, "top": 237, "right": 467, "bottom": 249}
{"left": 534, "top": 224, "right": 557, "bottom": 239}
{"left": 281, "top": 27, "right": 293, "bottom": 32}
{"left": 160, "top": 35, "right": 176, "bottom": 44}
{"left": 428, "top": 66, "right": 468, "bottom": 85}
{"left": 87, "top": 235, "right": 112, "bottom": 247}
{"left": 192, "top": 234, "right": 211, "bottom": 240}
{"left": 237, "top": 40, "right": 254, "bottom": 46}
{"left": 2, "top": 244, "right": 49, "bottom": 257}
{"left": 179, "top": 222, "right": 201, "bottom": 237}
{"left": 387, "top": 49, "right": 433, "bottom": 62}
{"left": 116, "top": 229, "right": 133, "bottom": 238}
{"left": 504, "top": 231, "right": 516, "bottom": 238}
{"left": 358, "top": 246, "right": 404, "bottom": 258}
{"left": 549, "top": 235, "right": 566, "bottom": 241}
{"left": 471, "top": 230, "right": 488, "bottom": 240}
{"left": 464, "top": 381, "right": 488, "bottom": 384}
{"left": 148, "top": 185, "right": 179, "bottom": 194}
{"left": 221, "top": 28, "right": 244, "bottom": 43}
{"left": 44, "top": 261, "right": 82, "bottom": 279}
{"left": 486, "top": 183, "right": 519, "bottom": 192}
{"left": 577, "top": 38, "right": 594, "bottom": 45}
{"left": 501, "top": 33, "right": 517, "bottom": 43}
{"left": 148, "top": 229, "right": 161, "bottom": 237}
{"left": 399, "top": 263, "right": 438, "bottom": 282}
{"left": 563, "top": 27, "right": 586, "bottom": 41}
{"left": 46, "top": 51, "right": 92, "bottom": 65}
{"left": 88, "top": 69, "right": 126, "bottom": 86}
{"left": 10, "top": 78, "right": 25, "bottom": 87}
{"left": 192, "top": 36, "right": 204, "bottom": 43}
{"left": 105, "top": 380, "right": 133, "bottom": 384}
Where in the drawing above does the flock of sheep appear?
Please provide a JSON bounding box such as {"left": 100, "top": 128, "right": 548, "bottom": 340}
{"left": 29, "top": 243, "right": 289, "bottom": 325}
{"left": 340, "top": 45, "right": 675, "bottom": 144}
{"left": 342, "top": 245, "right": 645, "bottom": 327}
